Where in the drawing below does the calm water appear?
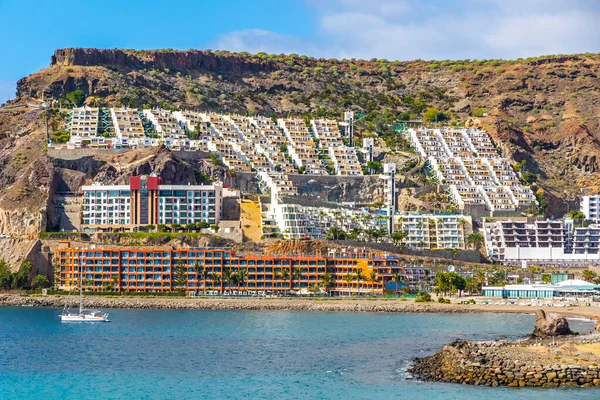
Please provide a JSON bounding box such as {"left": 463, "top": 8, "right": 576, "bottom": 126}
{"left": 0, "top": 307, "right": 597, "bottom": 400}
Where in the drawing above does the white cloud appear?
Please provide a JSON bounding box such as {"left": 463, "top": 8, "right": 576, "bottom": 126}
{"left": 212, "top": 1, "right": 600, "bottom": 60}
{"left": 213, "top": 29, "right": 313, "bottom": 55}
{"left": 0, "top": 81, "right": 16, "bottom": 105}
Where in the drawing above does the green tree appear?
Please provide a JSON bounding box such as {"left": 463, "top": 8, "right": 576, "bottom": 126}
{"left": 391, "top": 273, "right": 405, "bottom": 295}
{"left": 273, "top": 271, "right": 282, "bottom": 291}
{"left": 65, "top": 90, "right": 86, "bottom": 107}
{"left": 435, "top": 271, "right": 451, "bottom": 296}
{"left": 31, "top": 274, "right": 50, "bottom": 289}
{"left": 368, "top": 270, "right": 379, "bottom": 291}
{"left": 582, "top": 269, "right": 597, "bottom": 283}
{"left": 185, "top": 223, "right": 197, "bottom": 232}
{"left": 467, "top": 232, "right": 484, "bottom": 250}
{"left": 196, "top": 221, "right": 210, "bottom": 230}
{"left": 209, "top": 272, "right": 221, "bottom": 289}
{"left": 0, "top": 259, "right": 12, "bottom": 290}
{"left": 222, "top": 269, "right": 233, "bottom": 290}
{"left": 326, "top": 226, "right": 347, "bottom": 240}
{"left": 174, "top": 262, "right": 188, "bottom": 294}
{"left": 292, "top": 267, "right": 302, "bottom": 290}
{"left": 319, "top": 273, "right": 333, "bottom": 294}
{"left": 568, "top": 210, "right": 585, "bottom": 220}
{"left": 423, "top": 108, "right": 448, "bottom": 123}
{"left": 452, "top": 274, "right": 467, "bottom": 297}
{"left": 344, "top": 273, "right": 354, "bottom": 296}
{"left": 11, "top": 261, "right": 32, "bottom": 290}
{"left": 521, "top": 171, "right": 538, "bottom": 184}
{"left": 237, "top": 268, "right": 248, "bottom": 292}
{"left": 366, "top": 160, "right": 383, "bottom": 174}
{"left": 391, "top": 230, "right": 408, "bottom": 246}
{"left": 281, "top": 268, "right": 290, "bottom": 292}
{"left": 193, "top": 262, "right": 205, "bottom": 295}
{"left": 355, "top": 268, "right": 365, "bottom": 294}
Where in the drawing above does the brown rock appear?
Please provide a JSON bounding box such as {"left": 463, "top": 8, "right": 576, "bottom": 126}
{"left": 532, "top": 309, "right": 575, "bottom": 337}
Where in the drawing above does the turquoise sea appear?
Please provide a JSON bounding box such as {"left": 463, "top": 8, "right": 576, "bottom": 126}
{"left": 0, "top": 307, "right": 598, "bottom": 400}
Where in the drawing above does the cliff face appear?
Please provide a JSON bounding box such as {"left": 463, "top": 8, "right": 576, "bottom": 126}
{"left": 0, "top": 108, "right": 54, "bottom": 238}
{"left": 51, "top": 48, "right": 276, "bottom": 73}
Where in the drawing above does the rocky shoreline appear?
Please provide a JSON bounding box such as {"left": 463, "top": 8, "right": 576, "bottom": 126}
{"left": 408, "top": 338, "right": 600, "bottom": 388}
{"left": 0, "top": 294, "right": 483, "bottom": 313}
{"left": 409, "top": 311, "right": 600, "bottom": 388}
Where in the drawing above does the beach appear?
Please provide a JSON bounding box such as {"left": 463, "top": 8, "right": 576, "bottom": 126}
{"left": 2, "top": 294, "right": 599, "bottom": 319}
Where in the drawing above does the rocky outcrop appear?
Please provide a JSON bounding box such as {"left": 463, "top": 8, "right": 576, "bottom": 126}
{"left": 50, "top": 48, "right": 277, "bottom": 74}
{"left": 0, "top": 207, "right": 47, "bottom": 238}
{"left": 409, "top": 339, "right": 600, "bottom": 388}
{"left": 288, "top": 174, "right": 387, "bottom": 203}
{"left": 532, "top": 309, "right": 575, "bottom": 337}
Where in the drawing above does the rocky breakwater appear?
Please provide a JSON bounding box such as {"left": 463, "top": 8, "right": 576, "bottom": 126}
{"left": 2, "top": 294, "right": 481, "bottom": 313}
{"left": 409, "top": 310, "right": 600, "bottom": 388}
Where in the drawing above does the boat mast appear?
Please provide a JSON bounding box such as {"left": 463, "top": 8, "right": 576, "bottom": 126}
{"left": 79, "top": 249, "right": 83, "bottom": 313}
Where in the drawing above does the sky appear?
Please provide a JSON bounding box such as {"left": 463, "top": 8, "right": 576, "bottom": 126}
{"left": 1, "top": 0, "right": 599, "bottom": 104}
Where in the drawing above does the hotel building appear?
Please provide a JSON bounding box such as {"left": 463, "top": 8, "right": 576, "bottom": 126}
{"left": 55, "top": 245, "right": 407, "bottom": 295}
{"left": 394, "top": 213, "right": 472, "bottom": 250}
{"left": 81, "top": 174, "right": 223, "bottom": 232}
{"left": 482, "top": 218, "right": 600, "bottom": 263}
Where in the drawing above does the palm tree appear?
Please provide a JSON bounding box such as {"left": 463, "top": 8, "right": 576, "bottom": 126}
{"left": 193, "top": 262, "right": 204, "bottom": 295}
{"left": 292, "top": 267, "right": 302, "bottom": 291}
{"left": 237, "top": 268, "right": 248, "bottom": 293}
{"left": 391, "top": 230, "right": 408, "bottom": 246}
{"left": 355, "top": 268, "right": 365, "bottom": 295}
{"left": 467, "top": 232, "right": 484, "bottom": 250}
{"left": 222, "top": 269, "right": 232, "bottom": 292}
{"left": 582, "top": 269, "right": 597, "bottom": 283}
{"left": 368, "top": 270, "right": 379, "bottom": 291}
{"left": 281, "top": 268, "right": 291, "bottom": 294}
{"left": 319, "top": 273, "right": 333, "bottom": 295}
{"left": 344, "top": 273, "right": 354, "bottom": 297}
{"left": 273, "top": 271, "right": 282, "bottom": 293}
{"left": 210, "top": 272, "right": 221, "bottom": 291}
{"left": 201, "top": 268, "right": 211, "bottom": 293}
{"left": 391, "top": 273, "right": 404, "bottom": 296}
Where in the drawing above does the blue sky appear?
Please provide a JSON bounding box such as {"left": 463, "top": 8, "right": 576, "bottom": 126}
{"left": 1, "top": 0, "right": 599, "bottom": 104}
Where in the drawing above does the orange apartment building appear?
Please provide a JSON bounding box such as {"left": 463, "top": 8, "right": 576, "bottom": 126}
{"left": 55, "top": 244, "right": 407, "bottom": 295}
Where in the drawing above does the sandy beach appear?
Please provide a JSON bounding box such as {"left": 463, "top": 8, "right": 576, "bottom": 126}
{"left": 2, "top": 294, "right": 599, "bottom": 319}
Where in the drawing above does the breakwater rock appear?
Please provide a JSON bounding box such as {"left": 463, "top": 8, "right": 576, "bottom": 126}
{"left": 409, "top": 339, "right": 600, "bottom": 388}
{"left": 533, "top": 309, "right": 575, "bottom": 337}
{"left": 2, "top": 294, "right": 478, "bottom": 313}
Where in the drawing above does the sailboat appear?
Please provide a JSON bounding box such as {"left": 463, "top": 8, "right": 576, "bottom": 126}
{"left": 60, "top": 250, "right": 109, "bottom": 322}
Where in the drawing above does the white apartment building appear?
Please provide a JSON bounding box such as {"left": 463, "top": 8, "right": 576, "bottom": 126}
{"left": 266, "top": 198, "right": 384, "bottom": 240}
{"left": 580, "top": 195, "right": 600, "bottom": 221}
{"left": 405, "top": 128, "right": 537, "bottom": 213}
{"left": 482, "top": 218, "right": 600, "bottom": 262}
{"left": 81, "top": 174, "right": 223, "bottom": 232}
{"left": 110, "top": 108, "right": 146, "bottom": 141}
{"left": 143, "top": 109, "right": 186, "bottom": 138}
{"left": 68, "top": 107, "right": 100, "bottom": 137}
{"left": 394, "top": 213, "right": 472, "bottom": 249}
